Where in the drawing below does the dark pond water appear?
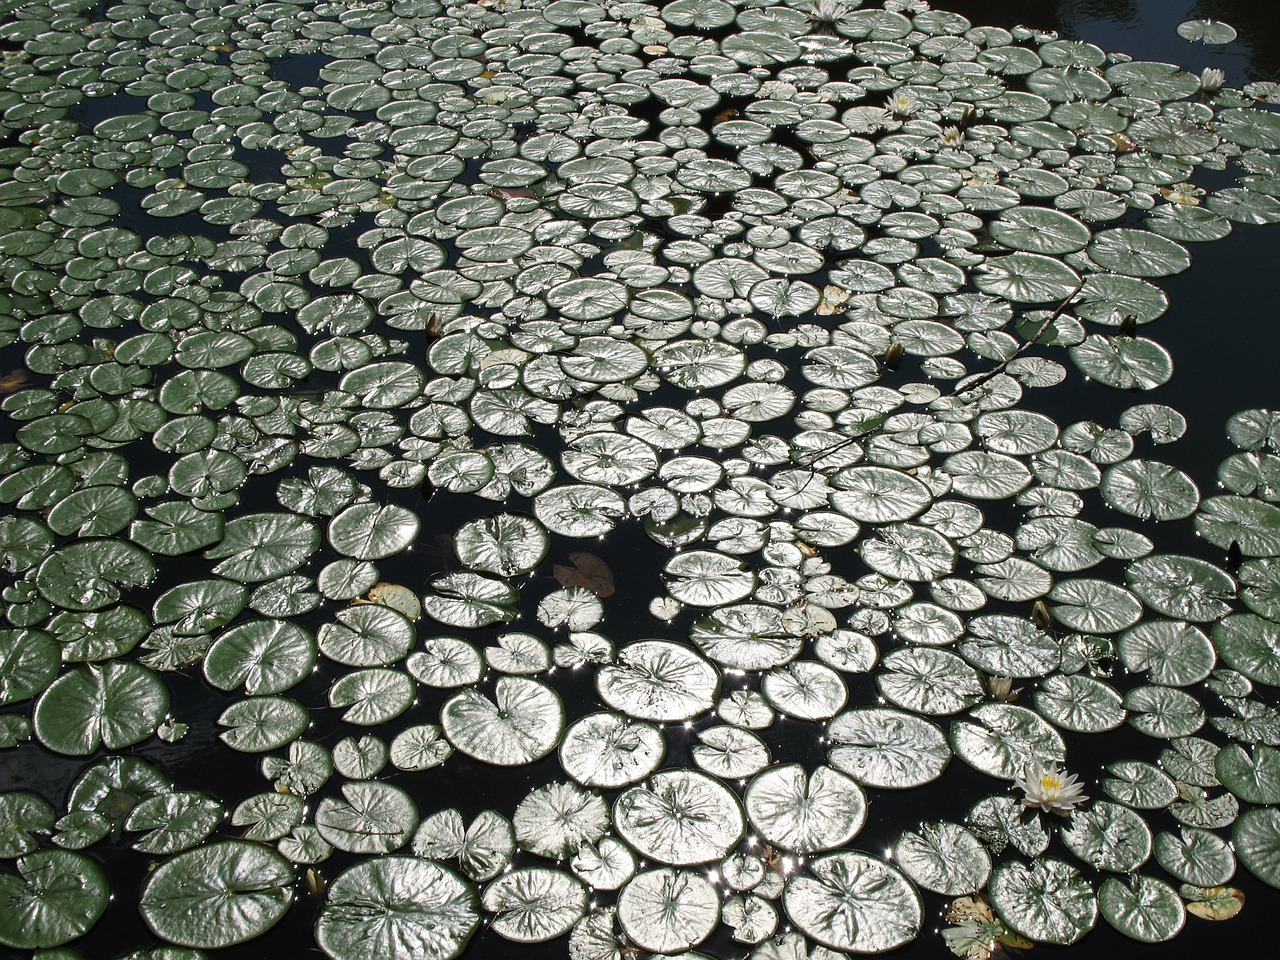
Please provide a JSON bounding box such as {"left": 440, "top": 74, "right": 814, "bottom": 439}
{"left": 3, "top": 1, "right": 1280, "bottom": 959}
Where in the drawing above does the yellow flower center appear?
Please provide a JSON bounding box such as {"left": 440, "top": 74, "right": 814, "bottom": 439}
{"left": 1040, "top": 774, "right": 1063, "bottom": 793}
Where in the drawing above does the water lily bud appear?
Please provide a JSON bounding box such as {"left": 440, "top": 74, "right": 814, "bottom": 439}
{"left": 883, "top": 342, "right": 905, "bottom": 370}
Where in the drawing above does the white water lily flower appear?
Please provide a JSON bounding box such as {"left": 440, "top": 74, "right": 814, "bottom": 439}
{"left": 887, "top": 91, "right": 919, "bottom": 117}
{"left": 985, "top": 675, "right": 1022, "bottom": 702}
{"left": 940, "top": 125, "right": 965, "bottom": 148}
{"left": 1200, "top": 67, "right": 1226, "bottom": 94}
{"left": 806, "top": 0, "right": 850, "bottom": 32}
{"left": 1015, "top": 759, "right": 1088, "bottom": 815}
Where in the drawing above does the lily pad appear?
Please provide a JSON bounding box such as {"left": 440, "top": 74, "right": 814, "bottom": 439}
{"left": 784, "top": 852, "right": 922, "bottom": 952}
{"left": 989, "top": 857, "right": 1097, "bottom": 946}
{"left": 441, "top": 677, "right": 564, "bottom": 766}
{"left": 316, "top": 858, "right": 479, "bottom": 960}
{"left": 616, "top": 770, "right": 744, "bottom": 866}
{"left": 1098, "top": 874, "right": 1185, "bottom": 943}
{"left": 34, "top": 662, "right": 168, "bottom": 756}
{"left": 139, "top": 841, "right": 293, "bottom": 949}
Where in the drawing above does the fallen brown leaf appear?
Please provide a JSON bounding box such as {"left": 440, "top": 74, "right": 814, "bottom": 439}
{"left": 553, "top": 551, "right": 614, "bottom": 597}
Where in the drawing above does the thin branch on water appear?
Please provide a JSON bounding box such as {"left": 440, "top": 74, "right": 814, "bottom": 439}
{"left": 795, "top": 281, "right": 1086, "bottom": 473}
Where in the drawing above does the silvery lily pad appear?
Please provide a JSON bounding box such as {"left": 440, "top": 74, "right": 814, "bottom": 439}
{"left": 1101, "top": 461, "right": 1199, "bottom": 521}
{"left": 959, "top": 614, "right": 1059, "bottom": 677}
{"left": 893, "top": 821, "right": 992, "bottom": 896}
{"left": 454, "top": 514, "right": 549, "bottom": 576}
{"left": 559, "top": 713, "right": 664, "bottom": 788}
{"left": 690, "top": 604, "right": 802, "bottom": 670}
{"left": 318, "top": 605, "right": 414, "bottom": 668}
{"left": 1216, "top": 743, "right": 1280, "bottom": 804}
{"left": 315, "top": 858, "right": 478, "bottom": 960}
{"left": 316, "top": 782, "right": 417, "bottom": 855}
{"left": 0, "top": 792, "right": 53, "bottom": 859}
{"left": 597, "top": 641, "right": 719, "bottom": 721}
{"left": 988, "top": 857, "right": 1097, "bottom": 946}
{"left": 407, "top": 637, "right": 484, "bottom": 689}
{"left": 1196, "top": 496, "right": 1280, "bottom": 556}
{"left": 1070, "top": 336, "right": 1174, "bottom": 390}
{"left": 458, "top": 812, "right": 517, "bottom": 883}
{"left": 1233, "top": 807, "right": 1280, "bottom": 888}
{"left": 1102, "top": 761, "right": 1178, "bottom": 809}
{"left": 1212, "top": 613, "right": 1280, "bottom": 685}
{"left": 968, "top": 795, "right": 1052, "bottom": 858}
{"left": 665, "top": 550, "right": 757, "bottom": 606}
{"left": 762, "top": 661, "right": 847, "bottom": 720}
{"left": 615, "top": 769, "right": 744, "bottom": 866}
{"left": 572, "top": 837, "right": 637, "bottom": 891}
{"left": 1153, "top": 827, "right": 1236, "bottom": 886}
{"left": 691, "top": 726, "right": 772, "bottom": 780}
{"left": 441, "top": 678, "right": 564, "bottom": 766}
{"left": 1098, "top": 875, "right": 1185, "bottom": 942}
{"left": 423, "top": 573, "right": 518, "bottom": 629}
{"left": 829, "top": 465, "right": 933, "bottom": 522}
{"left": 827, "top": 707, "right": 951, "bottom": 788}
{"left": 1060, "top": 801, "right": 1153, "bottom": 873}
{"left": 328, "top": 503, "right": 420, "bottom": 560}
{"left": 744, "top": 764, "right": 866, "bottom": 854}
{"left": 534, "top": 484, "right": 627, "bottom": 537}
{"left": 514, "top": 782, "right": 608, "bottom": 860}
{"left": 1117, "top": 621, "right": 1216, "bottom": 686}
{"left": 1033, "top": 675, "right": 1126, "bottom": 732}
{"left": 618, "top": 868, "right": 720, "bottom": 954}
{"left": 783, "top": 852, "right": 922, "bottom": 952}
{"left": 484, "top": 868, "right": 587, "bottom": 943}
{"left": 1177, "top": 19, "right": 1237, "bottom": 44}
{"left": 1049, "top": 579, "right": 1143, "bottom": 633}
{"left": 1126, "top": 686, "right": 1206, "bottom": 738}
{"left": 36, "top": 539, "right": 156, "bottom": 610}
{"left": 951, "top": 704, "right": 1065, "bottom": 780}
{"left": 876, "top": 647, "right": 984, "bottom": 716}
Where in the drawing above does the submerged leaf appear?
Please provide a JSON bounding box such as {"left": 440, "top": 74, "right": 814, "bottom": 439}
{"left": 553, "top": 552, "right": 615, "bottom": 597}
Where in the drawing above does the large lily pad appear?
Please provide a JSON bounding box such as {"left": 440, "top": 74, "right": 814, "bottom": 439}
{"left": 139, "top": 841, "right": 293, "bottom": 949}
{"left": 784, "top": 852, "right": 922, "bottom": 952}
{"left": 316, "top": 858, "right": 479, "bottom": 960}
{"left": 989, "top": 858, "right": 1097, "bottom": 946}
{"left": 0, "top": 850, "right": 109, "bottom": 949}
{"left": 441, "top": 678, "right": 564, "bottom": 766}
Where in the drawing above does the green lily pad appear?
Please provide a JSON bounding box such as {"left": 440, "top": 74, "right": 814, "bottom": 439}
{"left": 34, "top": 662, "right": 168, "bottom": 756}
{"left": 1098, "top": 874, "right": 1185, "bottom": 943}
{"left": 0, "top": 850, "right": 109, "bottom": 949}
{"left": 139, "top": 840, "right": 293, "bottom": 948}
